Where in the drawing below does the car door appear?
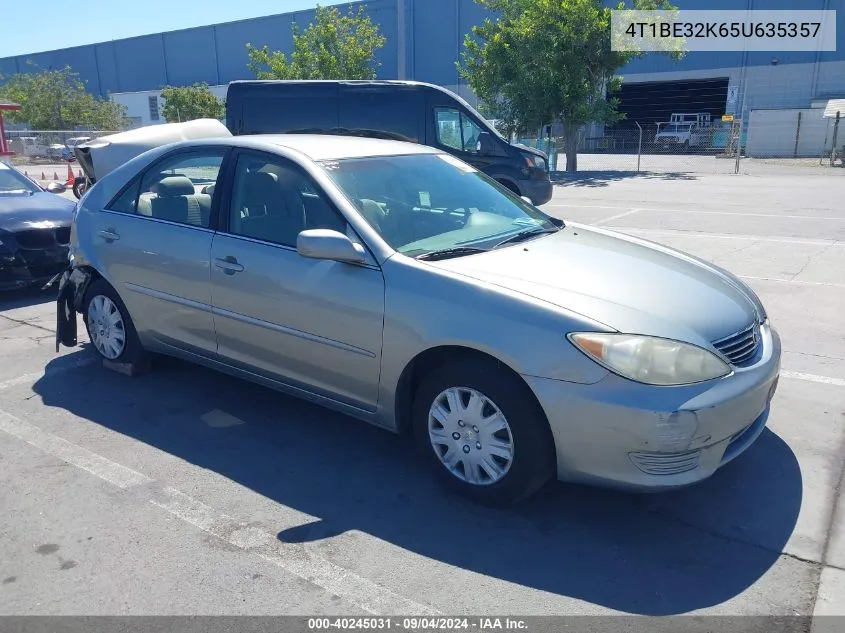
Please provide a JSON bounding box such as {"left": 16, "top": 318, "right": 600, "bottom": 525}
{"left": 209, "top": 149, "right": 386, "bottom": 411}
{"left": 90, "top": 148, "right": 228, "bottom": 356}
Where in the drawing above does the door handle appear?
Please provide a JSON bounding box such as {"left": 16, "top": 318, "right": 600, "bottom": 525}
{"left": 98, "top": 228, "right": 120, "bottom": 241}
{"left": 214, "top": 257, "right": 244, "bottom": 274}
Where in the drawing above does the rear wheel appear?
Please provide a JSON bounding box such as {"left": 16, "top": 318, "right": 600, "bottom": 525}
{"left": 83, "top": 279, "right": 147, "bottom": 368}
{"left": 411, "top": 359, "right": 555, "bottom": 507}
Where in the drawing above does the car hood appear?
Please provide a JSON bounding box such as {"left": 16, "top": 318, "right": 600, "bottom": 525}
{"left": 512, "top": 143, "right": 549, "bottom": 160}
{"left": 427, "top": 223, "right": 762, "bottom": 347}
{"left": 0, "top": 192, "right": 76, "bottom": 232}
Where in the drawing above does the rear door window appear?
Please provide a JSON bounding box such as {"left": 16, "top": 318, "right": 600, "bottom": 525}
{"left": 106, "top": 151, "right": 225, "bottom": 229}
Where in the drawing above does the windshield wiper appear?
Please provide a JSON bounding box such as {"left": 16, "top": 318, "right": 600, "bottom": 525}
{"left": 493, "top": 227, "right": 559, "bottom": 249}
{"left": 416, "top": 246, "right": 488, "bottom": 261}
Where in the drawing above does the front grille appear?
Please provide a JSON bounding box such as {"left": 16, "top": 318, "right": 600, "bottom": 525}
{"left": 713, "top": 324, "right": 760, "bottom": 366}
{"left": 54, "top": 227, "right": 71, "bottom": 245}
{"left": 14, "top": 229, "right": 56, "bottom": 249}
{"left": 629, "top": 449, "right": 701, "bottom": 476}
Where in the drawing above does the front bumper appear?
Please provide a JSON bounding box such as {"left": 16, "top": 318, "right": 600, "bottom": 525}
{"left": 0, "top": 246, "right": 69, "bottom": 291}
{"left": 518, "top": 177, "right": 553, "bottom": 206}
{"left": 524, "top": 322, "right": 781, "bottom": 491}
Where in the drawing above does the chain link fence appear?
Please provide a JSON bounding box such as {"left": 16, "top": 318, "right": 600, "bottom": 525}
{"left": 3, "top": 129, "right": 120, "bottom": 165}
{"left": 514, "top": 66, "right": 845, "bottom": 177}
{"left": 520, "top": 112, "right": 843, "bottom": 177}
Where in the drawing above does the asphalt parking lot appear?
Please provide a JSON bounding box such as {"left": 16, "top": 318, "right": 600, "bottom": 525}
{"left": 0, "top": 169, "right": 844, "bottom": 621}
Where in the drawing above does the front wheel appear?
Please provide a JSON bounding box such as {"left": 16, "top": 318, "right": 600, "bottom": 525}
{"left": 411, "top": 359, "right": 556, "bottom": 507}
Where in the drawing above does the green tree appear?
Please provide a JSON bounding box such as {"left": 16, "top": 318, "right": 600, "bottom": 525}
{"left": 0, "top": 64, "right": 128, "bottom": 130}
{"left": 459, "top": 0, "right": 681, "bottom": 172}
{"left": 160, "top": 83, "right": 225, "bottom": 122}
{"left": 246, "top": 4, "right": 386, "bottom": 80}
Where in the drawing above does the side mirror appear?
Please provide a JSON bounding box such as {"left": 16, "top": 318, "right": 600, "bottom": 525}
{"left": 45, "top": 182, "right": 67, "bottom": 194}
{"left": 297, "top": 229, "right": 367, "bottom": 264}
{"left": 476, "top": 132, "right": 496, "bottom": 155}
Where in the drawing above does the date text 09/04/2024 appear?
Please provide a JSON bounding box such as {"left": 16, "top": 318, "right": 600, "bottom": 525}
{"left": 307, "top": 617, "right": 529, "bottom": 631}
{"left": 624, "top": 21, "right": 822, "bottom": 39}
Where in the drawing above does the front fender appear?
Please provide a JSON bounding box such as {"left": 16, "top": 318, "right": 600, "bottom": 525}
{"left": 55, "top": 265, "right": 94, "bottom": 351}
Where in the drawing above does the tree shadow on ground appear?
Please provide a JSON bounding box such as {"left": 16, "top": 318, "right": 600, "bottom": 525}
{"left": 551, "top": 171, "right": 699, "bottom": 188}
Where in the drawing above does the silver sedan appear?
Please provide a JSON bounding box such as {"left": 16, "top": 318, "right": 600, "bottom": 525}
{"left": 55, "top": 134, "right": 780, "bottom": 506}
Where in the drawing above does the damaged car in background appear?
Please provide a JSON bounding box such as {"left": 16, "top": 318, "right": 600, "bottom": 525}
{"left": 0, "top": 161, "right": 75, "bottom": 291}
{"left": 71, "top": 118, "right": 231, "bottom": 199}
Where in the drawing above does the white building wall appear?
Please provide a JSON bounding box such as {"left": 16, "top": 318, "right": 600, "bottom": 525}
{"left": 747, "top": 108, "right": 837, "bottom": 157}
{"left": 110, "top": 85, "right": 228, "bottom": 127}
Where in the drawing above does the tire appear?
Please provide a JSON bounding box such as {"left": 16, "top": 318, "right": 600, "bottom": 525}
{"left": 72, "top": 178, "right": 87, "bottom": 200}
{"left": 82, "top": 279, "right": 147, "bottom": 368}
{"left": 411, "top": 359, "right": 556, "bottom": 507}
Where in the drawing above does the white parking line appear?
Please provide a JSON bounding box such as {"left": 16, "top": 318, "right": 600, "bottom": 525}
{"left": 0, "top": 408, "right": 440, "bottom": 616}
{"left": 738, "top": 276, "right": 845, "bottom": 289}
{"left": 607, "top": 227, "right": 845, "bottom": 247}
{"left": 781, "top": 371, "right": 845, "bottom": 388}
{"left": 150, "top": 487, "right": 439, "bottom": 615}
{"left": 0, "top": 357, "right": 97, "bottom": 392}
{"left": 0, "top": 410, "right": 153, "bottom": 488}
{"left": 594, "top": 208, "right": 643, "bottom": 225}
{"left": 549, "top": 203, "right": 845, "bottom": 222}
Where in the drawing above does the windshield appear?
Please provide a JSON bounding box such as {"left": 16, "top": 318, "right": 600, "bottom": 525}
{"left": 320, "top": 153, "right": 558, "bottom": 257}
{"left": 0, "top": 165, "right": 41, "bottom": 194}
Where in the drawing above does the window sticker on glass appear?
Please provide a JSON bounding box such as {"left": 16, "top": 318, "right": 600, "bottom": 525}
{"left": 436, "top": 153, "right": 476, "bottom": 173}
{"left": 419, "top": 191, "right": 431, "bottom": 207}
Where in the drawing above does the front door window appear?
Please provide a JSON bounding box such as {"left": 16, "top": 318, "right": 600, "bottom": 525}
{"left": 435, "top": 107, "right": 484, "bottom": 154}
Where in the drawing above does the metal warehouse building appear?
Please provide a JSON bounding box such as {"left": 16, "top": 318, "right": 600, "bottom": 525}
{"left": 1, "top": 0, "right": 844, "bottom": 156}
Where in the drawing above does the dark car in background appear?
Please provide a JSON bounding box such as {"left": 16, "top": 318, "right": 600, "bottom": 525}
{"left": 225, "top": 80, "right": 554, "bottom": 206}
{"left": 0, "top": 162, "right": 75, "bottom": 291}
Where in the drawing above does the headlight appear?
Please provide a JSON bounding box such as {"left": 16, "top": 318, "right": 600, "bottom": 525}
{"left": 568, "top": 332, "right": 731, "bottom": 386}
{"left": 522, "top": 152, "right": 547, "bottom": 171}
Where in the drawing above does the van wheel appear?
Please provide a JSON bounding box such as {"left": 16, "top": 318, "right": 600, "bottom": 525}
{"left": 83, "top": 279, "right": 147, "bottom": 369}
{"left": 411, "top": 359, "right": 556, "bottom": 507}
{"left": 496, "top": 179, "right": 520, "bottom": 196}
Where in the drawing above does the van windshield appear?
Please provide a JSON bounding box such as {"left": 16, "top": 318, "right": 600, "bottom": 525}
{"left": 320, "top": 153, "right": 558, "bottom": 258}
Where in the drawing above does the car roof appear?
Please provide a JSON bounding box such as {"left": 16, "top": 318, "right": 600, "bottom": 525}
{"left": 229, "top": 134, "right": 442, "bottom": 161}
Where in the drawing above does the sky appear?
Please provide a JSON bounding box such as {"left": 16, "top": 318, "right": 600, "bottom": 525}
{"left": 0, "top": 0, "right": 349, "bottom": 58}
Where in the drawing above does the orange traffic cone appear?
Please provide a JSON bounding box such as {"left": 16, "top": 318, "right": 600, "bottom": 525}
{"left": 41, "top": 172, "right": 46, "bottom": 180}
{"left": 53, "top": 172, "right": 59, "bottom": 180}
{"left": 66, "top": 163, "right": 75, "bottom": 187}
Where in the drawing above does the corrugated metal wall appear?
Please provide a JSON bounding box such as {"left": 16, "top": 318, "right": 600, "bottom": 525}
{"left": 1, "top": 0, "right": 842, "bottom": 99}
